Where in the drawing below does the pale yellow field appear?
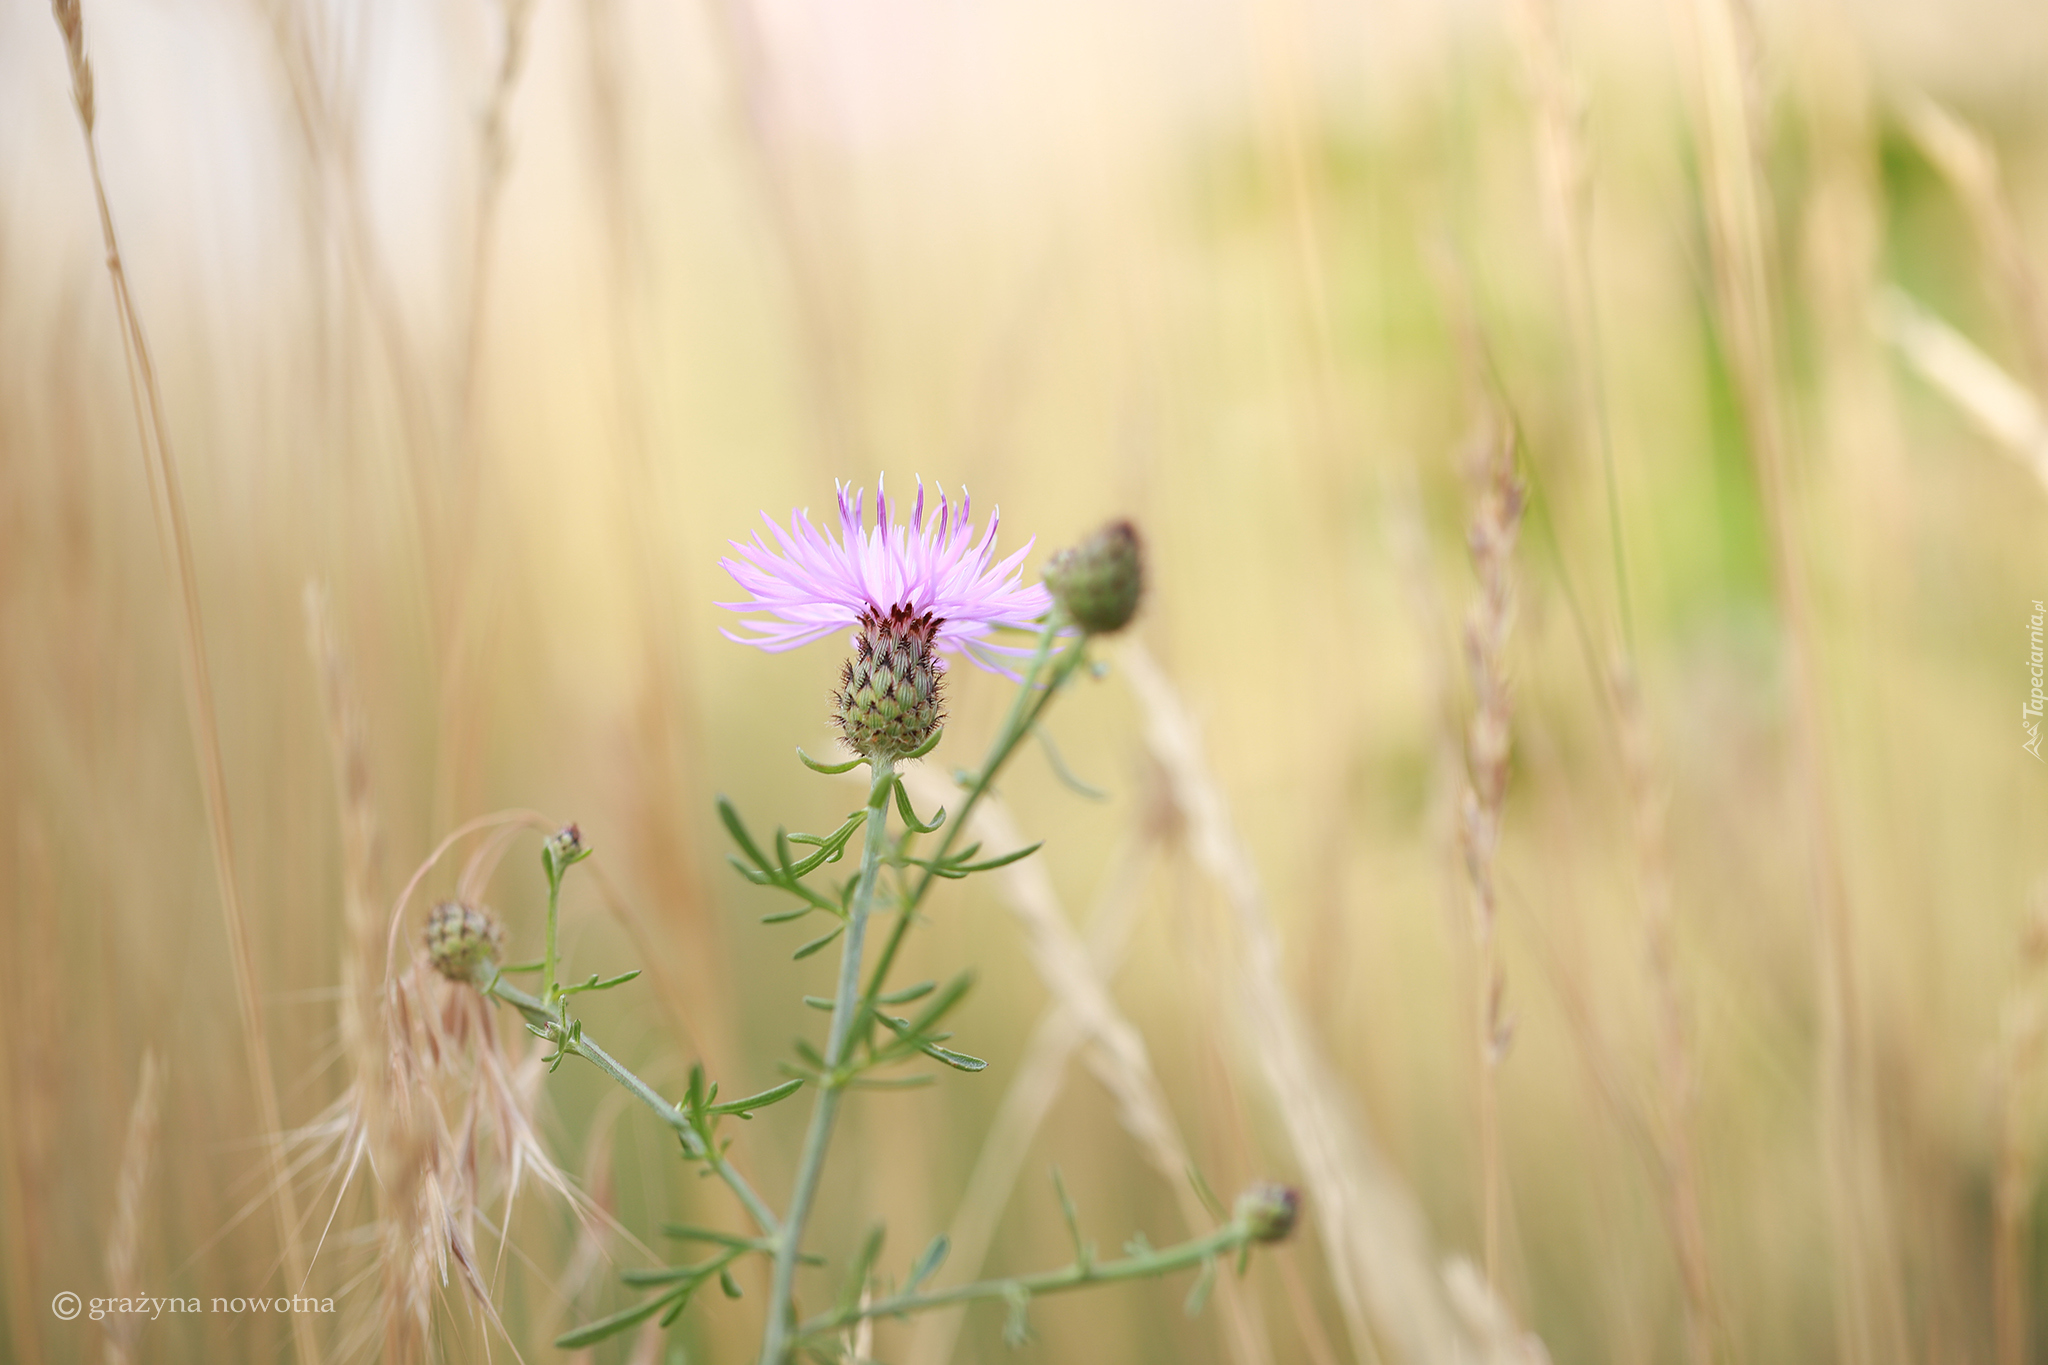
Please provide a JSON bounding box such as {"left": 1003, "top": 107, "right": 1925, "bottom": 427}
{"left": 4, "top": 0, "right": 2048, "bottom": 1361}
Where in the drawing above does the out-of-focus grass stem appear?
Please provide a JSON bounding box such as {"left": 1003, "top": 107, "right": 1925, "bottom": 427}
{"left": 46, "top": 4, "right": 322, "bottom": 1360}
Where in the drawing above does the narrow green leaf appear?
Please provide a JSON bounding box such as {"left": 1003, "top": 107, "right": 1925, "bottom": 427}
{"left": 1186, "top": 1166, "right": 1227, "bottom": 1223}
{"left": 906, "top": 1234, "right": 949, "bottom": 1293}
{"left": 761, "top": 905, "right": 813, "bottom": 925}
{"left": 1050, "top": 1167, "right": 1086, "bottom": 1266}
{"left": 794, "top": 925, "right": 844, "bottom": 960}
{"left": 802, "top": 995, "right": 835, "bottom": 1010}
{"left": 706, "top": 1078, "right": 804, "bottom": 1116}
{"left": 1184, "top": 1256, "right": 1218, "bottom": 1318}
{"left": 1034, "top": 723, "right": 1109, "bottom": 800}
{"left": 623, "top": 1264, "right": 709, "bottom": 1286}
{"left": 836, "top": 1225, "right": 887, "bottom": 1316}
{"left": 797, "top": 745, "right": 865, "bottom": 775}
{"left": 845, "top": 1073, "right": 936, "bottom": 1090}
{"left": 893, "top": 778, "right": 946, "bottom": 835}
{"left": 877, "top": 981, "right": 936, "bottom": 1005}
{"left": 554, "top": 1288, "right": 685, "bottom": 1349}
{"left": 719, "top": 1269, "right": 743, "bottom": 1299}
{"left": 726, "top": 854, "right": 773, "bottom": 886}
{"left": 904, "top": 724, "right": 946, "bottom": 760}
{"left": 922, "top": 1045, "right": 987, "bottom": 1073}
{"left": 716, "top": 796, "right": 770, "bottom": 871}
{"left": 661, "top": 1225, "right": 759, "bottom": 1249}
{"left": 560, "top": 969, "right": 641, "bottom": 997}
{"left": 951, "top": 842, "right": 1044, "bottom": 875}
{"left": 897, "top": 973, "right": 973, "bottom": 1038}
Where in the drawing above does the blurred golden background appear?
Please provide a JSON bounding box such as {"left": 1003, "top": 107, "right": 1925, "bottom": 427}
{"left": 5, "top": 0, "right": 2048, "bottom": 1359}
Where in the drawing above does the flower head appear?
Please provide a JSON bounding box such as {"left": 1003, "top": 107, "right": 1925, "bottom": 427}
{"left": 1235, "top": 1182, "right": 1301, "bottom": 1244}
{"left": 1043, "top": 519, "right": 1143, "bottom": 634}
{"left": 424, "top": 900, "right": 503, "bottom": 985}
{"left": 719, "top": 477, "right": 1051, "bottom": 673}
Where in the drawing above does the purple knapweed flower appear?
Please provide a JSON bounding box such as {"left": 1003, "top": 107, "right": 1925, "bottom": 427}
{"left": 719, "top": 477, "right": 1052, "bottom": 674}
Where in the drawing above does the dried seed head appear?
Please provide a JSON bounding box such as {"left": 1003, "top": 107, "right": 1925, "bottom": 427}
{"left": 1235, "top": 1182, "right": 1301, "bottom": 1244}
{"left": 1043, "top": 520, "right": 1143, "bottom": 635}
{"left": 835, "top": 606, "right": 945, "bottom": 761}
{"left": 425, "top": 901, "right": 503, "bottom": 985}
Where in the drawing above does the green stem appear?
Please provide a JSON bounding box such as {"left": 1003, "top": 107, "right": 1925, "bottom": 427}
{"left": 541, "top": 860, "right": 563, "bottom": 1008}
{"left": 858, "top": 621, "right": 1078, "bottom": 1015}
{"left": 760, "top": 757, "right": 897, "bottom": 1364}
{"left": 485, "top": 977, "right": 779, "bottom": 1237}
{"left": 796, "top": 1220, "right": 1253, "bottom": 1340}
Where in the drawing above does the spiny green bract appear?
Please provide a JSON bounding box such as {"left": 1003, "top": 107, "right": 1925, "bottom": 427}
{"left": 835, "top": 606, "right": 944, "bottom": 761}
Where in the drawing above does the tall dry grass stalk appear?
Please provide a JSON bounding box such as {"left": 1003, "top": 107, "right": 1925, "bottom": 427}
{"left": 254, "top": 0, "right": 453, "bottom": 628}
{"left": 1875, "top": 288, "right": 2048, "bottom": 498}
{"left": 899, "top": 768, "right": 1276, "bottom": 1365}
{"left": 901, "top": 821, "right": 1160, "bottom": 1365}
{"left": 306, "top": 585, "right": 383, "bottom": 1086}
{"left": 1899, "top": 95, "right": 2048, "bottom": 401}
{"left": 1454, "top": 422, "right": 1525, "bottom": 1294}
{"left": 1992, "top": 885, "right": 2048, "bottom": 1365}
{"left": 1498, "top": 11, "right": 1723, "bottom": 1331}
{"left": 1122, "top": 642, "right": 1541, "bottom": 1365}
{"left": 1675, "top": 0, "right": 1903, "bottom": 1359}
{"left": 697, "top": 0, "right": 865, "bottom": 471}
{"left": 102, "top": 1050, "right": 164, "bottom": 1365}
{"left": 1506, "top": 0, "right": 1631, "bottom": 644}
{"left": 430, "top": 0, "right": 543, "bottom": 835}
{"left": 1880, "top": 89, "right": 2048, "bottom": 502}
{"left": 1, "top": 816, "right": 58, "bottom": 1365}
{"left": 1612, "top": 670, "right": 1720, "bottom": 1365}
{"left": 577, "top": 0, "right": 732, "bottom": 1079}
{"left": 47, "top": 5, "right": 321, "bottom": 1359}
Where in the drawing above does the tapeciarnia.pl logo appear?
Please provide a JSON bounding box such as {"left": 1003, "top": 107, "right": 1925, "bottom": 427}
{"left": 2027, "top": 600, "right": 2045, "bottom": 761}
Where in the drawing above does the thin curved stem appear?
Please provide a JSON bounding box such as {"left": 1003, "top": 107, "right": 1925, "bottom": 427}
{"left": 796, "top": 1220, "right": 1254, "bottom": 1342}
{"left": 760, "top": 757, "right": 898, "bottom": 1363}
{"left": 485, "top": 977, "right": 779, "bottom": 1237}
{"left": 859, "top": 622, "right": 1079, "bottom": 1013}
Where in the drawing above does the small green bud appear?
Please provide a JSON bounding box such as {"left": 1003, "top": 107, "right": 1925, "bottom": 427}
{"left": 426, "top": 900, "right": 504, "bottom": 984}
{"left": 544, "top": 823, "right": 588, "bottom": 876}
{"left": 835, "top": 607, "right": 944, "bottom": 761}
{"left": 1043, "top": 520, "right": 1143, "bottom": 635}
{"left": 1234, "top": 1182, "right": 1300, "bottom": 1244}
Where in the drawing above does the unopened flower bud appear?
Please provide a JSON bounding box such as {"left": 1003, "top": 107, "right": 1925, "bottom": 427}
{"left": 1043, "top": 521, "right": 1142, "bottom": 635}
{"left": 426, "top": 900, "right": 504, "bottom": 984}
{"left": 1235, "top": 1182, "right": 1300, "bottom": 1244}
{"left": 835, "top": 606, "right": 944, "bottom": 761}
{"left": 544, "top": 823, "right": 586, "bottom": 873}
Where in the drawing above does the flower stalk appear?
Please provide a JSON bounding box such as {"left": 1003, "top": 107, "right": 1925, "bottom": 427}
{"left": 760, "top": 756, "right": 897, "bottom": 1363}
{"left": 794, "top": 1215, "right": 1260, "bottom": 1345}
{"left": 483, "top": 974, "right": 781, "bottom": 1237}
{"left": 859, "top": 617, "right": 1081, "bottom": 1018}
